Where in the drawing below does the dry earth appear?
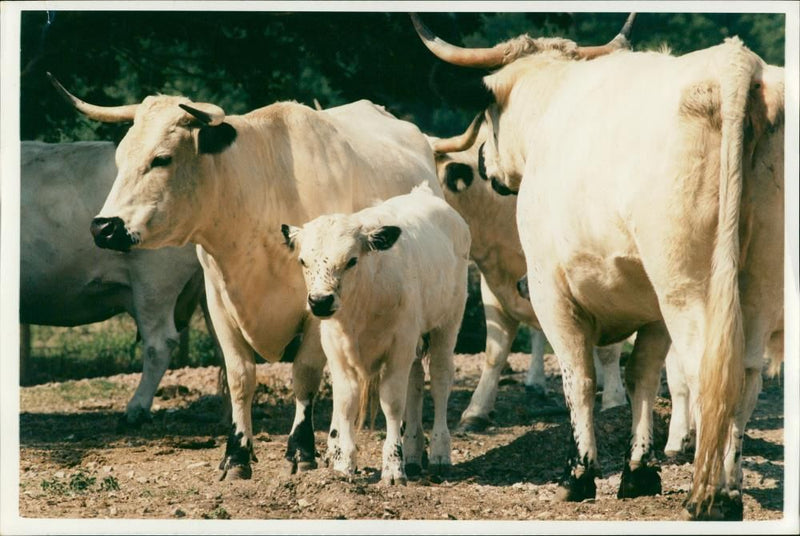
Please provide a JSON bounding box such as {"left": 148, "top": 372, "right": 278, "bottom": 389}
{"left": 18, "top": 352, "right": 785, "bottom": 523}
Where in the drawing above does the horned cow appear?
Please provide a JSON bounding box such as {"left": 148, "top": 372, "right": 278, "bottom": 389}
{"left": 48, "top": 73, "right": 444, "bottom": 480}
{"left": 414, "top": 13, "right": 784, "bottom": 520}
{"left": 428, "top": 120, "right": 626, "bottom": 433}
{"left": 282, "top": 184, "right": 470, "bottom": 483}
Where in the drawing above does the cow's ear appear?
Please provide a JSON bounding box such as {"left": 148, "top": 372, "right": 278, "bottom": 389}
{"left": 365, "top": 225, "right": 401, "bottom": 251}
{"left": 281, "top": 224, "right": 300, "bottom": 251}
{"left": 197, "top": 123, "right": 237, "bottom": 154}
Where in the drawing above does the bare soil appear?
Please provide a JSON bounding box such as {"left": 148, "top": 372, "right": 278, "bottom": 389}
{"left": 18, "top": 353, "right": 785, "bottom": 522}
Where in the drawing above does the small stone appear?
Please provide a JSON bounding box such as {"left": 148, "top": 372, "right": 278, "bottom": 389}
{"left": 103, "top": 466, "right": 113, "bottom": 473}
{"left": 186, "top": 461, "right": 210, "bottom": 470}
{"left": 126, "top": 470, "right": 135, "bottom": 479}
{"left": 297, "top": 498, "right": 311, "bottom": 508}
{"left": 54, "top": 471, "right": 65, "bottom": 478}
{"left": 109, "top": 506, "right": 117, "bottom": 516}
{"left": 174, "top": 508, "right": 186, "bottom": 518}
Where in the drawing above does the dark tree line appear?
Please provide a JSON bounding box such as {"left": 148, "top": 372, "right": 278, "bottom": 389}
{"left": 21, "top": 10, "right": 784, "bottom": 142}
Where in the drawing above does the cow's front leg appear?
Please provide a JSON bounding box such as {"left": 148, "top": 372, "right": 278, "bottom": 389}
{"left": 618, "top": 321, "right": 670, "bottom": 499}
{"left": 203, "top": 285, "right": 258, "bottom": 480}
{"left": 325, "top": 356, "right": 359, "bottom": 476}
{"left": 285, "top": 318, "right": 326, "bottom": 474}
{"left": 380, "top": 342, "right": 416, "bottom": 485}
{"left": 459, "top": 277, "right": 520, "bottom": 432}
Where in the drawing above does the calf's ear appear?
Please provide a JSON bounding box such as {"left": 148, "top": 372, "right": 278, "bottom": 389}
{"left": 365, "top": 225, "right": 401, "bottom": 251}
{"left": 281, "top": 224, "right": 300, "bottom": 250}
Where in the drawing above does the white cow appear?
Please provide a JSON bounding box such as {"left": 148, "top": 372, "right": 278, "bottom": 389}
{"left": 48, "top": 74, "right": 443, "bottom": 480}
{"left": 20, "top": 140, "right": 217, "bottom": 427}
{"left": 414, "top": 14, "right": 784, "bottom": 520}
{"left": 281, "top": 184, "right": 470, "bottom": 483}
{"left": 429, "top": 120, "right": 626, "bottom": 433}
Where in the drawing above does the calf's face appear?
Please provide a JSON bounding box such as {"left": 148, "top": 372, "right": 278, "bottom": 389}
{"left": 281, "top": 216, "right": 401, "bottom": 318}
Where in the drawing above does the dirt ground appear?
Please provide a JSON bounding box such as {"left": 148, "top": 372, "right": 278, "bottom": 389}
{"left": 18, "top": 352, "right": 785, "bottom": 523}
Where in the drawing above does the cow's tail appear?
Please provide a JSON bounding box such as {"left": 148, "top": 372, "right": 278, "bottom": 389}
{"left": 356, "top": 373, "right": 380, "bottom": 432}
{"left": 689, "top": 38, "right": 757, "bottom": 515}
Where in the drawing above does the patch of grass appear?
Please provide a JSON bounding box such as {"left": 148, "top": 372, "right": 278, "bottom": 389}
{"left": 203, "top": 506, "right": 231, "bottom": 520}
{"left": 40, "top": 478, "right": 68, "bottom": 495}
{"left": 68, "top": 471, "right": 96, "bottom": 492}
{"left": 23, "top": 310, "right": 219, "bottom": 386}
{"left": 100, "top": 476, "right": 120, "bottom": 492}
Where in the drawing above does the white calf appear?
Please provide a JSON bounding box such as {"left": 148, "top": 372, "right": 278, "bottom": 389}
{"left": 282, "top": 185, "right": 470, "bottom": 484}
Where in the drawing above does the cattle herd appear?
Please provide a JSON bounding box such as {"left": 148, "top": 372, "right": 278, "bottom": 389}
{"left": 19, "top": 12, "right": 785, "bottom": 521}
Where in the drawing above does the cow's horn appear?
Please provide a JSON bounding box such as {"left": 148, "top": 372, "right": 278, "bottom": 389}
{"left": 178, "top": 103, "right": 226, "bottom": 126}
{"left": 410, "top": 13, "right": 509, "bottom": 69}
{"left": 432, "top": 112, "right": 484, "bottom": 154}
{"left": 575, "top": 12, "right": 636, "bottom": 60}
{"left": 48, "top": 72, "right": 139, "bottom": 123}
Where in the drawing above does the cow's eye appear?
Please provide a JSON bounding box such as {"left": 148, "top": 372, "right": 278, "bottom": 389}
{"left": 151, "top": 155, "right": 172, "bottom": 168}
{"left": 299, "top": 258, "right": 306, "bottom": 267}
{"left": 345, "top": 257, "right": 358, "bottom": 269}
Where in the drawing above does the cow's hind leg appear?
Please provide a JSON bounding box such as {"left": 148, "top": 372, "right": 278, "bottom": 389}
{"left": 403, "top": 350, "right": 426, "bottom": 478}
{"left": 617, "top": 321, "right": 670, "bottom": 498}
{"left": 664, "top": 345, "right": 696, "bottom": 457}
{"left": 596, "top": 343, "right": 626, "bottom": 411}
{"left": 524, "top": 329, "right": 549, "bottom": 398}
{"left": 285, "top": 318, "right": 326, "bottom": 474}
{"left": 458, "top": 277, "right": 519, "bottom": 432}
{"left": 426, "top": 323, "right": 458, "bottom": 474}
{"left": 529, "top": 285, "right": 600, "bottom": 501}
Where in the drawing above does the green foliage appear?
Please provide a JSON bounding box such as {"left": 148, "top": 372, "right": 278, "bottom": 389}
{"left": 21, "top": 11, "right": 785, "bottom": 142}
{"left": 100, "top": 476, "right": 121, "bottom": 492}
{"left": 203, "top": 506, "right": 231, "bottom": 520}
{"left": 40, "top": 477, "right": 68, "bottom": 495}
{"left": 68, "top": 471, "right": 96, "bottom": 492}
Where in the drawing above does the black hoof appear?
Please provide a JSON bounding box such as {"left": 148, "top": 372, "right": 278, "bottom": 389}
{"left": 116, "top": 410, "right": 152, "bottom": 432}
{"left": 218, "top": 461, "right": 252, "bottom": 481}
{"left": 684, "top": 492, "right": 744, "bottom": 521}
{"left": 405, "top": 463, "right": 423, "bottom": 479}
{"left": 555, "top": 467, "right": 597, "bottom": 502}
{"left": 617, "top": 462, "right": 661, "bottom": 499}
{"left": 457, "top": 415, "right": 491, "bottom": 433}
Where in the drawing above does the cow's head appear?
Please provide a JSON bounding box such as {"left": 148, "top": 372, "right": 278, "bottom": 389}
{"left": 412, "top": 13, "right": 635, "bottom": 192}
{"left": 431, "top": 112, "right": 517, "bottom": 197}
{"left": 280, "top": 216, "right": 401, "bottom": 318}
{"left": 48, "top": 73, "right": 237, "bottom": 251}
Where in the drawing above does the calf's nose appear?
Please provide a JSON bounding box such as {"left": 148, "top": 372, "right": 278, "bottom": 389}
{"left": 307, "top": 293, "right": 336, "bottom": 317}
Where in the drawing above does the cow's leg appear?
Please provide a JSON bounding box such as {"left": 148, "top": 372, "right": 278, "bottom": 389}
{"left": 596, "top": 343, "right": 626, "bottom": 411}
{"left": 402, "top": 351, "right": 426, "bottom": 477}
{"left": 201, "top": 294, "right": 231, "bottom": 424}
{"left": 459, "top": 277, "right": 519, "bottom": 432}
{"left": 527, "top": 280, "right": 599, "bottom": 502}
{"left": 664, "top": 345, "right": 696, "bottom": 457}
{"left": 379, "top": 340, "right": 416, "bottom": 485}
{"left": 201, "top": 284, "right": 258, "bottom": 480}
{"left": 617, "top": 321, "right": 670, "bottom": 498}
{"left": 426, "top": 324, "right": 458, "bottom": 474}
{"left": 285, "top": 318, "right": 326, "bottom": 473}
{"left": 325, "top": 355, "right": 360, "bottom": 476}
{"left": 122, "top": 294, "right": 182, "bottom": 427}
{"left": 524, "top": 329, "right": 549, "bottom": 397}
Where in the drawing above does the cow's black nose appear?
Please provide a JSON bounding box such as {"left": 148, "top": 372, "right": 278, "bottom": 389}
{"left": 90, "top": 217, "right": 134, "bottom": 252}
{"left": 308, "top": 294, "right": 336, "bottom": 317}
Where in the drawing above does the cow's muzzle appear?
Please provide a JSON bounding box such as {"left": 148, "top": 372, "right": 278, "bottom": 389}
{"left": 90, "top": 217, "right": 135, "bottom": 252}
{"left": 308, "top": 294, "right": 337, "bottom": 318}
